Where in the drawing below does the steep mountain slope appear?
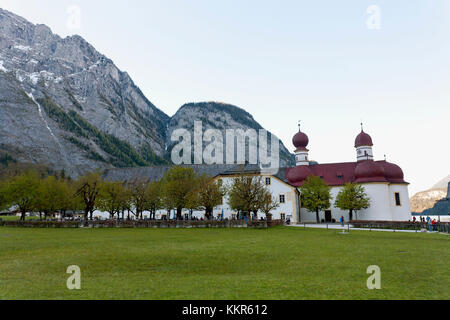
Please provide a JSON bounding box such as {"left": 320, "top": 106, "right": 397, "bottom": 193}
{"left": 0, "top": 8, "right": 169, "bottom": 176}
{"left": 410, "top": 174, "right": 449, "bottom": 213}
{"left": 0, "top": 9, "right": 295, "bottom": 175}
{"left": 410, "top": 188, "right": 446, "bottom": 213}
{"left": 167, "top": 102, "right": 295, "bottom": 167}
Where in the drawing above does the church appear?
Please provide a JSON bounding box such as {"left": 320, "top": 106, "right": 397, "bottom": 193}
{"left": 210, "top": 125, "right": 412, "bottom": 223}
{"left": 282, "top": 125, "right": 412, "bottom": 222}
{"left": 103, "top": 125, "right": 412, "bottom": 223}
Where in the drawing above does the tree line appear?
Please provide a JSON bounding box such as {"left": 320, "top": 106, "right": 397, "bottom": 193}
{"left": 0, "top": 163, "right": 371, "bottom": 225}
{"left": 0, "top": 166, "right": 281, "bottom": 226}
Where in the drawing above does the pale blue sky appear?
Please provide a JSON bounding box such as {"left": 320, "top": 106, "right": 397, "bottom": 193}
{"left": 1, "top": 0, "right": 449, "bottom": 194}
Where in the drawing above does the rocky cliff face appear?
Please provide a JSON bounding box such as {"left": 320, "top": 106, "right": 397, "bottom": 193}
{"left": 410, "top": 188, "right": 447, "bottom": 213}
{"left": 0, "top": 8, "right": 169, "bottom": 177}
{"left": 0, "top": 9, "right": 294, "bottom": 176}
{"left": 410, "top": 174, "right": 450, "bottom": 213}
{"left": 167, "top": 102, "right": 295, "bottom": 167}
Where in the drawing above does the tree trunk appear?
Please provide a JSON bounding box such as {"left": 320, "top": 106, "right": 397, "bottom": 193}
{"left": 349, "top": 209, "right": 353, "bottom": 221}
{"left": 83, "top": 209, "right": 89, "bottom": 227}
{"left": 39, "top": 211, "right": 42, "bottom": 221}
{"left": 20, "top": 211, "right": 26, "bottom": 221}
{"left": 177, "top": 207, "right": 182, "bottom": 220}
{"left": 205, "top": 208, "right": 212, "bottom": 220}
{"left": 89, "top": 210, "right": 93, "bottom": 221}
{"left": 316, "top": 208, "right": 320, "bottom": 223}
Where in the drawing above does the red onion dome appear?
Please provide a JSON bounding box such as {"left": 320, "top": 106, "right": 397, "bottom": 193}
{"left": 355, "top": 130, "right": 373, "bottom": 148}
{"left": 293, "top": 131, "right": 309, "bottom": 151}
{"left": 354, "top": 160, "right": 387, "bottom": 183}
{"left": 379, "top": 161, "right": 405, "bottom": 183}
{"left": 286, "top": 166, "right": 314, "bottom": 185}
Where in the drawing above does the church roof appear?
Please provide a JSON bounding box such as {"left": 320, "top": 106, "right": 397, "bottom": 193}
{"left": 285, "top": 161, "right": 408, "bottom": 187}
{"left": 355, "top": 130, "right": 374, "bottom": 147}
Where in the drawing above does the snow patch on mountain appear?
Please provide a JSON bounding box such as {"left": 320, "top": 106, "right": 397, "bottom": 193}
{"left": 0, "top": 61, "right": 8, "bottom": 72}
{"left": 13, "top": 45, "right": 32, "bottom": 52}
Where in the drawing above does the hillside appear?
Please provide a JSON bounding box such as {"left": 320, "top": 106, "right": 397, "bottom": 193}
{"left": 0, "top": 9, "right": 294, "bottom": 176}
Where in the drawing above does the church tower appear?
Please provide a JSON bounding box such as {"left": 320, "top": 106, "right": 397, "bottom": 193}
{"left": 354, "top": 124, "right": 374, "bottom": 162}
{"left": 293, "top": 122, "right": 310, "bottom": 166}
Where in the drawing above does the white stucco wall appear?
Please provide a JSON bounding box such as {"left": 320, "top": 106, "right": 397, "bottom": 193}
{"left": 299, "top": 183, "right": 412, "bottom": 222}
{"left": 389, "top": 184, "right": 412, "bottom": 221}
{"left": 213, "top": 175, "right": 298, "bottom": 221}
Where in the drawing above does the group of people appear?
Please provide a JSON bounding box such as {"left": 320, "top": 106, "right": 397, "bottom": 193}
{"left": 412, "top": 216, "right": 439, "bottom": 232}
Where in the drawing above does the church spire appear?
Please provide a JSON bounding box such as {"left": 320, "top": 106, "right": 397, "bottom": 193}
{"left": 292, "top": 122, "right": 310, "bottom": 166}
{"left": 355, "top": 125, "right": 374, "bottom": 162}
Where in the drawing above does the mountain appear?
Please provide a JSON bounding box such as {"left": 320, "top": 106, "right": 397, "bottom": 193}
{"left": 410, "top": 188, "right": 447, "bottom": 214}
{"left": 410, "top": 174, "right": 450, "bottom": 213}
{"left": 432, "top": 174, "right": 450, "bottom": 189}
{"left": 167, "top": 102, "right": 295, "bottom": 167}
{"left": 0, "top": 9, "right": 294, "bottom": 176}
{"left": 0, "top": 8, "right": 169, "bottom": 177}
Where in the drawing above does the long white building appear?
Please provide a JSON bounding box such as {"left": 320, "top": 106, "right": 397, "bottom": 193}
{"left": 103, "top": 126, "right": 412, "bottom": 223}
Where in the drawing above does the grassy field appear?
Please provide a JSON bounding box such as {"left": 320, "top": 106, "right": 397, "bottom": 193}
{"left": 0, "top": 226, "right": 448, "bottom": 300}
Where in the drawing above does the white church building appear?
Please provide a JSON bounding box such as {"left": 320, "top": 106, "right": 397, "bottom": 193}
{"left": 209, "top": 125, "right": 411, "bottom": 223}
{"left": 103, "top": 125, "right": 412, "bottom": 223}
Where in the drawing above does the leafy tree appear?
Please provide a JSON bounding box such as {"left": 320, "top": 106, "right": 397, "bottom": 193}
{"left": 59, "top": 179, "right": 80, "bottom": 220}
{"left": 75, "top": 172, "right": 102, "bottom": 226}
{"left": 145, "top": 181, "right": 162, "bottom": 220}
{"left": 117, "top": 183, "right": 133, "bottom": 220}
{"left": 228, "top": 174, "right": 270, "bottom": 220}
{"left": 161, "top": 166, "right": 198, "bottom": 220}
{"left": 300, "top": 176, "right": 332, "bottom": 223}
{"left": 334, "top": 183, "right": 371, "bottom": 221}
{"left": 190, "top": 175, "right": 225, "bottom": 220}
{"left": 260, "top": 194, "right": 280, "bottom": 220}
{"left": 35, "top": 176, "right": 67, "bottom": 220}
{"left": 98, "top": 180, "right": 125, "bottom": 220}
{"left": 129, "top": 178, "right": 150, "bottom": 220}
{"left": 0, "top": 179, "right": 9, "bottom": 212}
{"left": 3, "top": 170, "right": 41, "bottom": 221}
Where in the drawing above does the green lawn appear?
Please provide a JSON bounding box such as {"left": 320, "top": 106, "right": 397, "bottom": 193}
{"left": 0, "top": 226, "right": 448, "bottom": 300}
